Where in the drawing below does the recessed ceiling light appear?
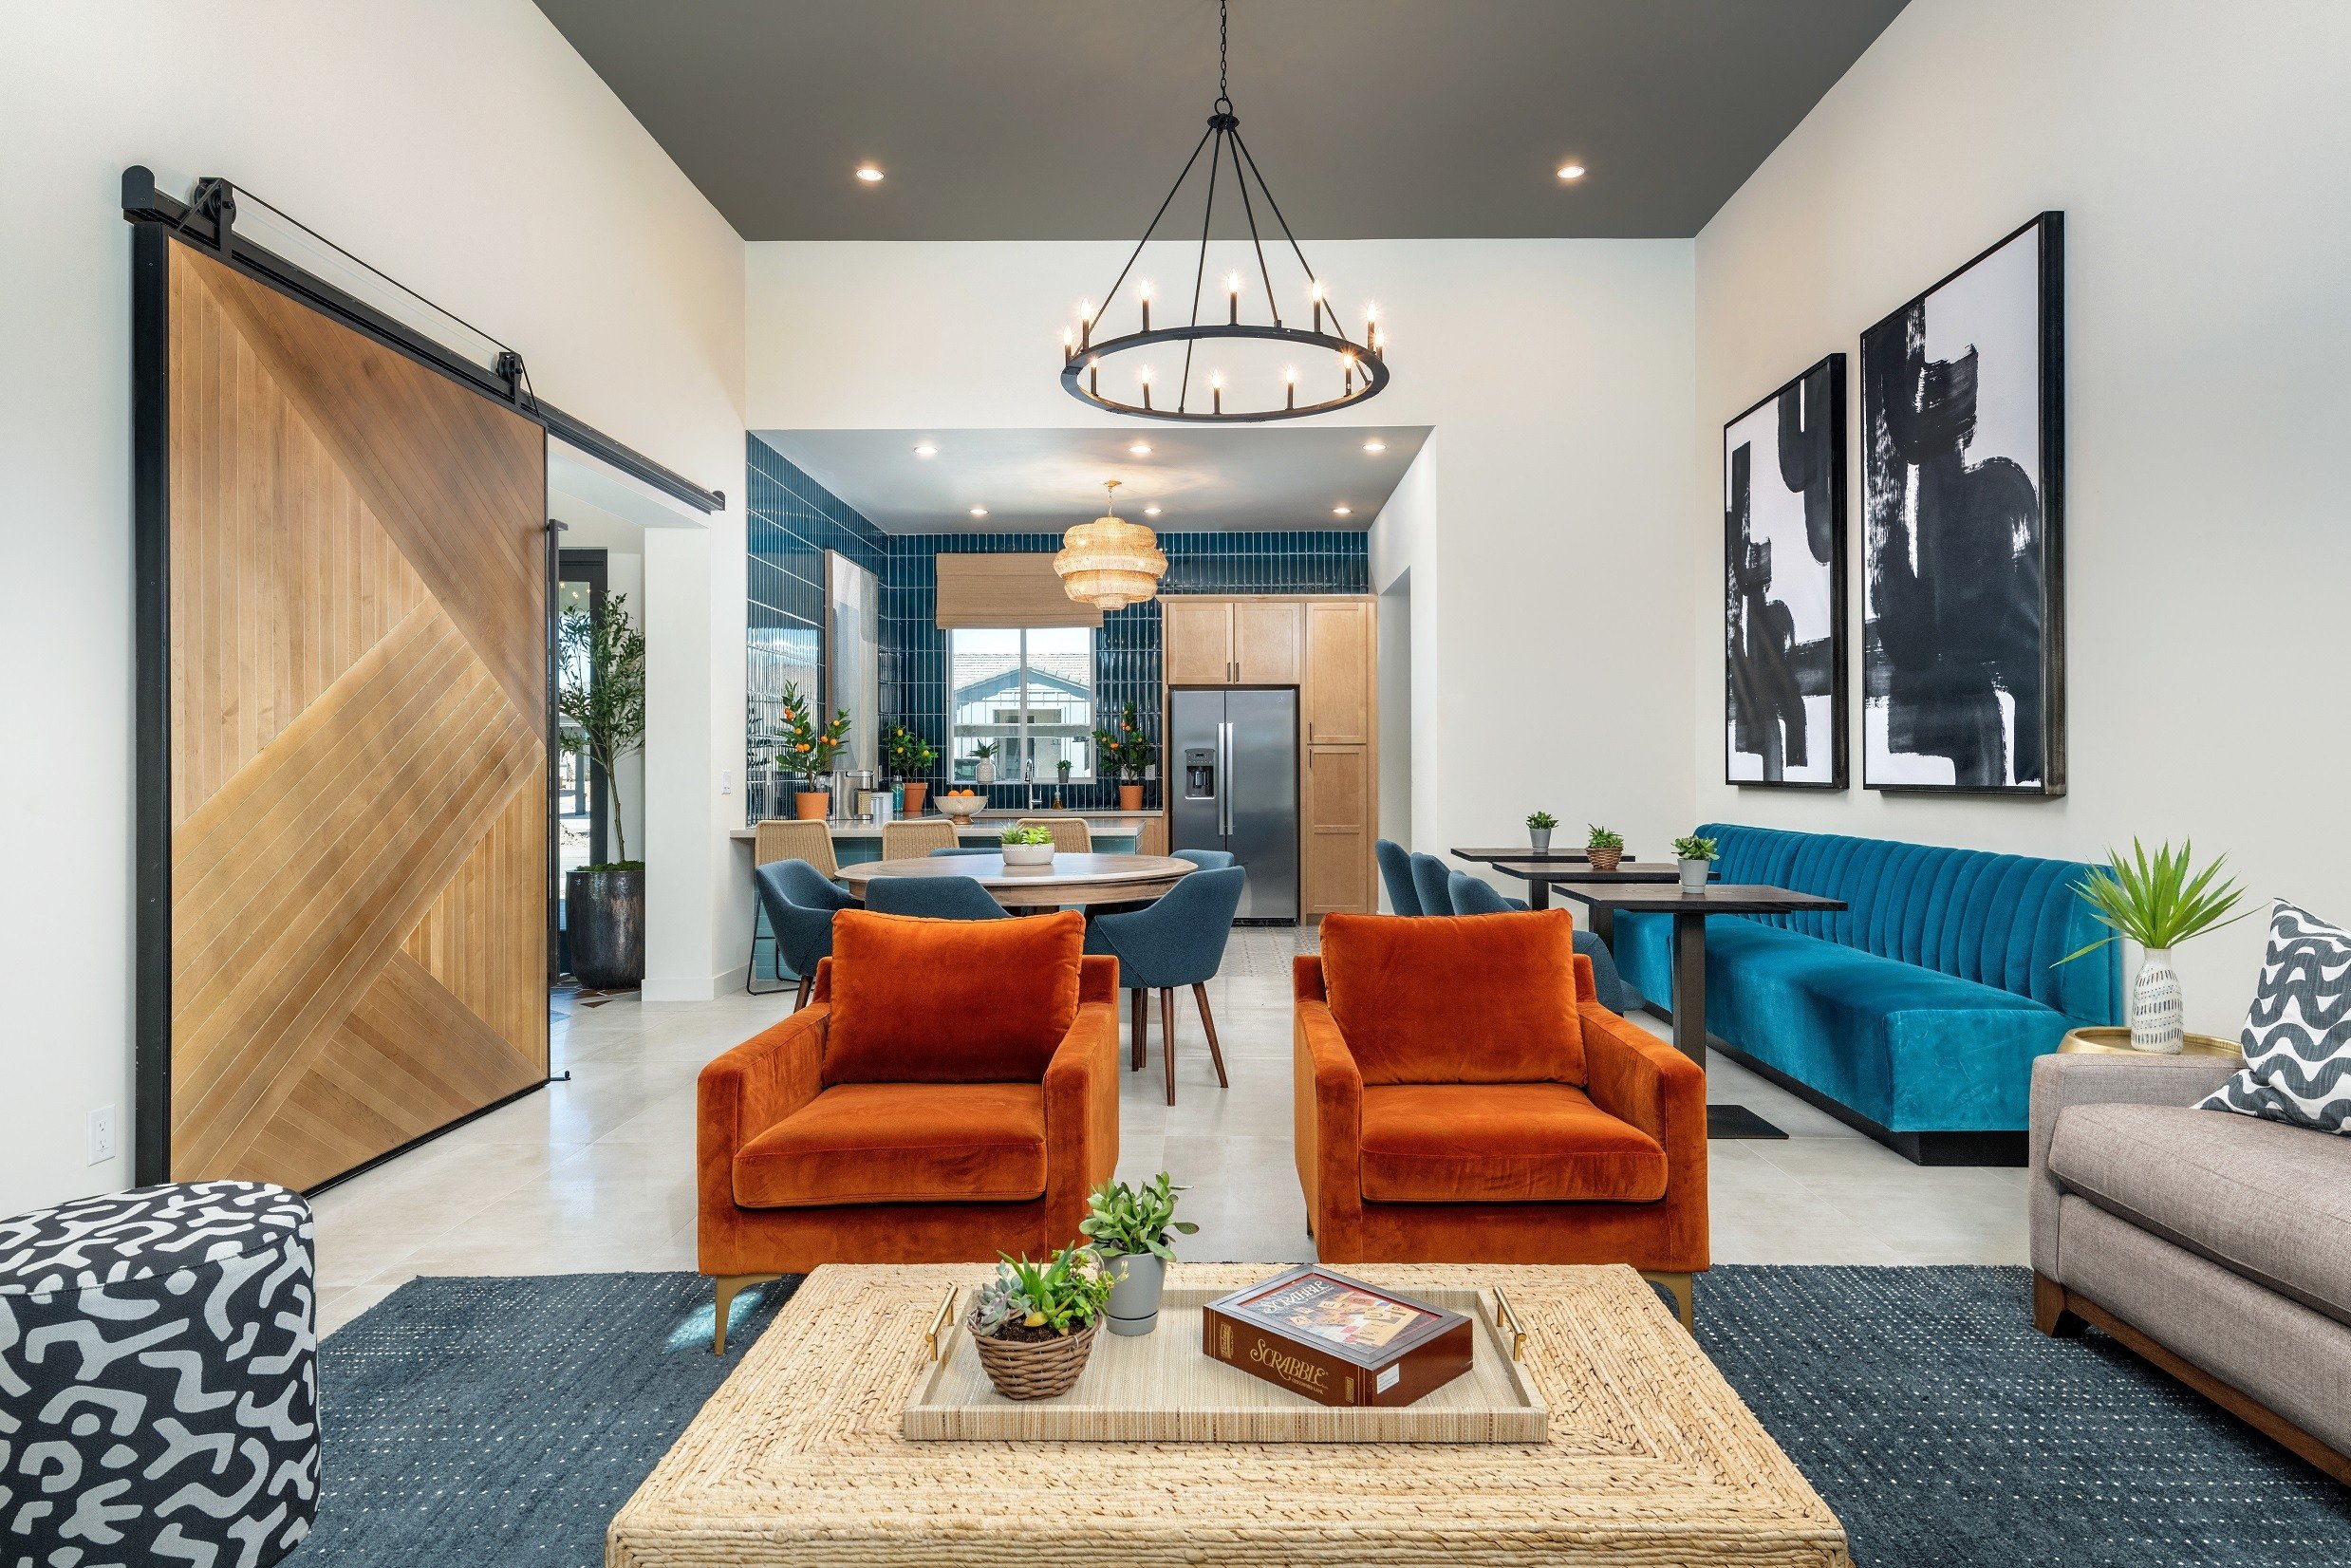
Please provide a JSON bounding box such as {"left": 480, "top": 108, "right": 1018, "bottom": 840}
{"left": 1333, "top": 503, "right": 1353, "bottom": 517}
{"left": 912, "top": 442, "right": 939, "bottom": 457}
{"left": 968, "top": 506, "right": 988, "bottom": 517}
{"left": 1143, "top": 505, "right": 1162, "bottom": 516}
{"left": 1362, "top": 439, "right": 1387, "bottom": 454}
{"left": 855, "top": 164, "right": 885, "bottom": 182}
{"left": 1557, "top": 162, "right": 1586, "bottom": 181}
{"left": 1128, "top": 441, "right": 1152, "bottom": 456}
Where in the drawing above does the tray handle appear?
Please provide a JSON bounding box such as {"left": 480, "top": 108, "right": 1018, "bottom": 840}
{"left": 1492, "top": 1287, "right": 1527, "bottom": 1361}
{"left": 925, "top": 1286, "right": 959, "bottom": 1363}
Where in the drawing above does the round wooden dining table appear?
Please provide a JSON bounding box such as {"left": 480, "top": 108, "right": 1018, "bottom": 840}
{"left": 837, "top": 852, "right": 1195, "bottom": 909}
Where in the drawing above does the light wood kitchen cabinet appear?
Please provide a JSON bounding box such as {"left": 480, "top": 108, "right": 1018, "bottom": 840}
{"left": 1303, "top": 599, "right": 1373, "bottom": 745}
{"left": 1158, "top": 592, "right": 1380, "bottom": 916}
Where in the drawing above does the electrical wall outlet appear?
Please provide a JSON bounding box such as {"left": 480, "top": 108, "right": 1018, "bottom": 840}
{"left": 719, "top": 768, "right": 734, "bottom": 795}
{"left": 88, "top": 1104, "right": 118, "bottom": 1166}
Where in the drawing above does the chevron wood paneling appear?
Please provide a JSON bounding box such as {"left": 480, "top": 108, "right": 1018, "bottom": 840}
{"left": 165, "top": 241, "right": 549, "bottom": 1188}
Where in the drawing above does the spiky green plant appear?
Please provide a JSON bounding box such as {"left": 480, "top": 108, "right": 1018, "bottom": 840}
{"left": 1587, "top": 825, "right": 1625, "bottom": 850}
{"left": 1672, "top": 834, "right": 1719, "bottom": 862}
{"left": 1079, "top": 1173, "right": 1199, "bottom": 1261}
{"left": 970, "top": 1247, "right": 1111, "bottom": 1336}
{"left": 1526, "top": 811, "right": 1558, "bottom": 831}
{"left": 2060, "top": 839, "right": 2250, "bottom": 963}
{"left": 999, "top": 825, "right": 1054, "bottom": 847}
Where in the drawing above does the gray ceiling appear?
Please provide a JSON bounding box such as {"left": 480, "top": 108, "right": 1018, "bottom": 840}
{"left": 534, "top": 1, "right": 1909, "bottom": 240}
{"left": 755, "top": 426, "right": 1431, "bottom": 533}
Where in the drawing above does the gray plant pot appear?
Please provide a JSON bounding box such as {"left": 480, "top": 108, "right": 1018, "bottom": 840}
{"left": 1103, "top": 1250, "right": 1166, "bottom": 1336}
{"left": 567, "top": 867, "right": 645, "bottom": 990}
{"left": 1529, "top": 828, "right": 1552, "bottom": 854}
{"left": 1677, "top": 858, "right": 1711, "bottom": 895}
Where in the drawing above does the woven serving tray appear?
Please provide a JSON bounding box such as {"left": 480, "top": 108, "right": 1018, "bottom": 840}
{"left": 902, "top": 1285, "right": 1546, "bottom": 1442}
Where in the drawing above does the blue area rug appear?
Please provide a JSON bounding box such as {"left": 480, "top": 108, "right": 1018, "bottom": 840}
{"left": 305, "top": 1266, "right": 2349, "bottom": 1566}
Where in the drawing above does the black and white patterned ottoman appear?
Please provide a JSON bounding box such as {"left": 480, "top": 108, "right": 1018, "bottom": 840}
{"left": 1, "top": 1181, "right": 318, "bottom": 1567}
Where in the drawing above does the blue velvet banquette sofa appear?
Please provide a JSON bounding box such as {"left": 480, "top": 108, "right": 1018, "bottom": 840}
{"left": 1614, "top": 824, "right": 2121, "bottom": 1165}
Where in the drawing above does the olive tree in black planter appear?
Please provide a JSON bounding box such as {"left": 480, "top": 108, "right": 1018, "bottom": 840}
{"left": 559, "top": 592, "right": 647, "bottom": 990}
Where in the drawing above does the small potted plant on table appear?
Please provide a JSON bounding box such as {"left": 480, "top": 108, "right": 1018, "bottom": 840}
{"left": 776, "top": 681, "right": 850, "bottom": 821}
{"left": 1000, "top": 823, "right": 1056, "bottom": 867}
{"left": 967, "top": 1247, "right": 1112, "bottom": 1400}
{"left": 1092, "top": 700, "right": 1153, "bottom": 812}
{"left": 1587, "top": 824, "right": 1625, "bottom": 874}
{"left": 888, "top": 726, "right": 939, "bottom": 815}
{"left": 1079, "top": 1172, "right": 1200, "bottom": 1336}
{"left": 1526, "top": 811, "right": 1558, "bottom": 854}
{"left": 1673, "top": 834, "right": 1718, "bottom": 895}
{"left": 2060, "top": 839, "right": 2248, "bottom": 1053}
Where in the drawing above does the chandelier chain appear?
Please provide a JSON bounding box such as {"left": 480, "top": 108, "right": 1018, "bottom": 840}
{"left": 1217, "top": 0, "right": 1231, "bottom": 110}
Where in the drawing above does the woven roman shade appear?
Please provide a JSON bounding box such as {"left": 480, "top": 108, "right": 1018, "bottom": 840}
{"left": 934, "top": 553, "right": 1104, "bottom": 629}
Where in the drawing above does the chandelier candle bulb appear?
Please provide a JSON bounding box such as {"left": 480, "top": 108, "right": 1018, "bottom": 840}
{"left": 1139, "top": 279, "right": 1153, "bottom": 333}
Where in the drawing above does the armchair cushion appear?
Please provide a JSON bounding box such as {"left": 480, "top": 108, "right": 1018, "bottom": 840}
{"left": 822, "top": 908, "right": 1085, "bottom": 1084}
{"left": 733, "top": 1082, "right": 1048, "bottom": 1208}
{"left": 1358, "top": 1083, "right": 1667, "bottom": 1204}
{"left": 1318, "top": 909, "right": 1585, "bottom": 1085}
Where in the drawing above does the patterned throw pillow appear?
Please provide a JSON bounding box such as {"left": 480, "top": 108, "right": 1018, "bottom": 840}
{"left": 2200, "top": 899, "right": 2351, "bottom": 1134}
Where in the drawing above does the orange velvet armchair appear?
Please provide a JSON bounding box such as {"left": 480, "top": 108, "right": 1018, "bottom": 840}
{"left": 1294, "top": 909, "right": 1708, "bottom": 1324}
{"left": 698, "top": 909, "right": 1121, "bottom": 1350}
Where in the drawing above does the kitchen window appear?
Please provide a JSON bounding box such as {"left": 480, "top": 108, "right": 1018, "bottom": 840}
{"left": 948, "top": 626, "right": 1096, "bottom": 784}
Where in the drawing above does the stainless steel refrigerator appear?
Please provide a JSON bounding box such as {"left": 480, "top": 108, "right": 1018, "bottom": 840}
{"left": 1169, "top": 687, "right": 1298, "bottom": 923}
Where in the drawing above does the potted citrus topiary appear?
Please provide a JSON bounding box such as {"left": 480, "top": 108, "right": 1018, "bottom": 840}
{"left": 1673, "top": 834, "right": 1718, "bottom": 894}
{"left": 1526, "top": 810, "right": 1558, "bottom": 854}
{"left": 1092, "top": 700, "right": 1153, "bottom": 812}
{"left": 1587, "top": 824, "right": 1625, "bottom": 873}
{"left": 776, "top": 682, "right": 849, "bottom": 820}
{"left": 887, "top": 726, "right": 939, "bottom": 815}
{"left": 2059, "top": 839, "right": 2249, "bottom": 1053}
{"left": 966, "top": 1247, "right": 1112, "bottom": 1400}
{"left": 1078, "top": 1172, "right": 1200, "bottom": 1336}
{"left": 1000, "top": 823, "right": 1055, "bottom": 868}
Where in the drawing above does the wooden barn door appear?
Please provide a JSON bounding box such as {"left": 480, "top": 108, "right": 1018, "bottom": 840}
{"left": 147, "top": 236, "right": 550, "bottom": 1189}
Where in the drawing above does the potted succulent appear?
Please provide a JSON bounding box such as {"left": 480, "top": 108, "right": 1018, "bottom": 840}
{"left": 1054, "top": 756, "right": 1072, "bottom": 808}
{"left": 776, "top": 682, "right": 850, "bottom": 820}
{"left": 1078, "top": 1172, "right": 1200, "bottom": 1336}
{"left": 1526, "top": 810, "right": 1558, "bottom": 854}
{"left": 972, "top": 739, "right": 998, "bottom": 787}
{"left": 1673, "top": 834, "right": 1718, "bottom": 895}
{"left": 966, "top": 1247, "right": 1113, "bottom": 1401}
{"left": 887, "top": 725, "right": 940, "bottom": 815}
{"left": 1092, "top": 700, "right": 1153, "bottom": 812}
{"left": 1587, "top": 824, "right": 1626, "bottom": 874}
{"left": 1000, "top": 823, "right": 1056, "bottom": 868}
{"left": 557, "top": 592, "right": 646, "bottom": 990}
{"left": 2060, "top": 839, "right": 2249, "bottom": 1053}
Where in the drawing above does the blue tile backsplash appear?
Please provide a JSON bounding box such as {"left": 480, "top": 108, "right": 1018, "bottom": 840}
{"left": 747, "top": 436, "right": 1368, "bottom": 822}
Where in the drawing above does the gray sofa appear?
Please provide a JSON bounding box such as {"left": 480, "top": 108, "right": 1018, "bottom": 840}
{"left": 2030, "top": 1053, "right": 2351, "bottom": 1482}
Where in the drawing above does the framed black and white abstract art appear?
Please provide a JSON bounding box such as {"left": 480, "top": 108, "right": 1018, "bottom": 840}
{"left": 1726, "top": 354, "right": 1846, "bottom": 788}
{"left": 1860, "top": 212, "right": 2065, "bottom": 795}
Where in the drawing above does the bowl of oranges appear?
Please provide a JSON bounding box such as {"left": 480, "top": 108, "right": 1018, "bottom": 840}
{"left": 935, "top": 789, "right": 987, "bottom": 822}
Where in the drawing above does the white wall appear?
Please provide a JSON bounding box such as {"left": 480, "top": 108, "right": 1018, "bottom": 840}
{"left": 1, "top": 0, "right": 747, "bottom": 1213}
{"left": 748, "top": 239, "right": 1698, "bottom": 882}
{"left": 1690, "top": 0, "right": 2351, "bottom": 1031}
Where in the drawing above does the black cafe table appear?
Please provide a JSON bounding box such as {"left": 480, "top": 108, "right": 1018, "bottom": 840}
{"left": 1537, "top": 881, "right": 1848, "bottom": 1142}
{"left": 1483, "top": 861, "right": 1695, "bottom": 925}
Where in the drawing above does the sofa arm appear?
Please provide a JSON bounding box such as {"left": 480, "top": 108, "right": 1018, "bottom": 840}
{"left": 1571, "top": 952, "right": 1596, "bottom": 1005}
{"left": 1043, "top": 980, "right": 1122, "bottom": 1244}
{"left": 1294, "top": 998, "right": 1365, "bottom": 1250}
{"left": 2028, "top": 1051, "right": 2239, "bottom": 1277}
{"left": 1580, "top": 1002, "right": 1707, "bottom": 1190}
{"left": 698, "top": 1006, "right": 829, "bottom": 1215}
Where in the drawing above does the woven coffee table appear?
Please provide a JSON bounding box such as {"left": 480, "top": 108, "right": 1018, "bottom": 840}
{"left": 608, "top": 1263, "right": 1850, "bottom": 1567}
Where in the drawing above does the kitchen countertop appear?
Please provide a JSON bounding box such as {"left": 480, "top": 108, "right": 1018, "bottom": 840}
{"left": 729, "top": 810, "right": 1156, "bottom": 843}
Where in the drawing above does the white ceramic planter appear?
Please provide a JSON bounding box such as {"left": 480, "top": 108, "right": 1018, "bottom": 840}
{"left": 1103, "top": 1251, "right": 1166, "bottom": 1336}
{"left": 1001, "top": 842, "right": 1055, "bottom": 868}
{"left": 1529, "top": 828, "right": 1553, "bottom": 853}
{"left": 1677, "top": 857, "right": 1711, "bottom": 894}
{"left": 2130, "top": 946, "right": 2186, "bottom": 1053}
{"left": 974, "top": 760, "right": 996, "bottom": 786}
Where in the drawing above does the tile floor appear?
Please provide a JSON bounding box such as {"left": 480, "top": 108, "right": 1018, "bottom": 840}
{"left": 310, "top": 927, "right": 2029, "bottom": 1336}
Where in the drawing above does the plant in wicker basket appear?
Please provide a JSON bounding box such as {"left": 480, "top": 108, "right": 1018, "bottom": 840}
{"left": 1587, "top": 823, "right": 1625, "bottom": 873}
{"left": 966, "top": 1247, "right": 1113, "bottom": 1401}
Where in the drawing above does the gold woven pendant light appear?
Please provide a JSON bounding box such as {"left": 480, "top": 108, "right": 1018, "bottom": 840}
{"left": 1054, "top": 480, "right": 1167, "bottom": 610}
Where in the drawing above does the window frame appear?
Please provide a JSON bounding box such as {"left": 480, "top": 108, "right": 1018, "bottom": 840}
{"left": 948, "top": 625, "right": 1098, "bottom": 785}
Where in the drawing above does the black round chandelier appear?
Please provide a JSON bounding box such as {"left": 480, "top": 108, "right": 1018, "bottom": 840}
{"left": 1058, "top": 0, "right": 1390, "bottom": 423}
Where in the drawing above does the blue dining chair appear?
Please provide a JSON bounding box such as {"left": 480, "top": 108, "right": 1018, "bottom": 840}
{"left": 1171, "top": 849, "right": 1238, "bottom": 871}
{"left": 1446, "top": 869, "right": 1632, "bottom": 1016}
{"left": 862, "top": 875, "right": 1010, "bottom": 921}
{"left": 1375, "top": 839, "right": 1422, "bottom": 915}
{"left": 1084, "top": 866, "right": 1246, "bottom": 1106}
{"left": 753, "top": 859, "right": 853, "bottom": 1009}
{"left": 1409, "top": 852, "right": 1457, "bottom": 916}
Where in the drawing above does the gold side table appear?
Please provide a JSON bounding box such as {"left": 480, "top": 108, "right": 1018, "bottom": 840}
{"left": 2059, "top": 1026, "right": 2241, "bottom": 1058}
